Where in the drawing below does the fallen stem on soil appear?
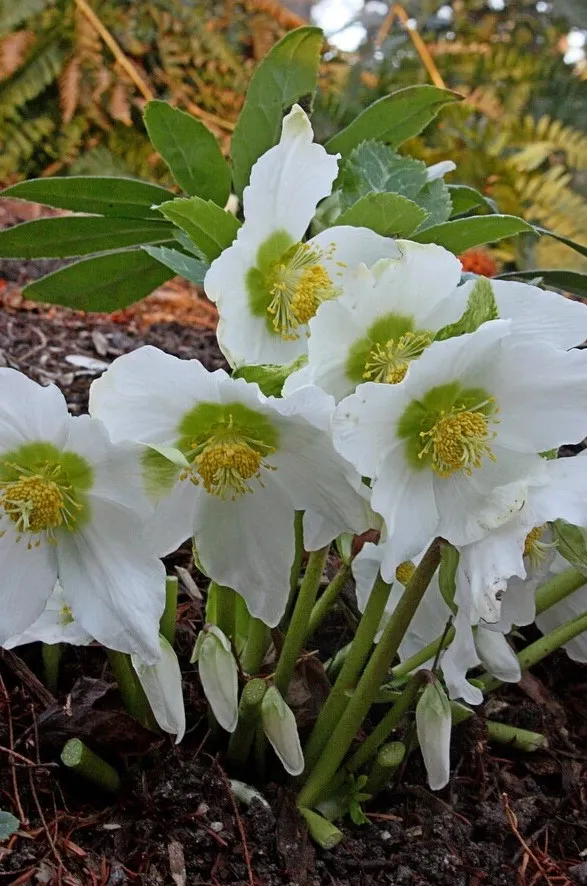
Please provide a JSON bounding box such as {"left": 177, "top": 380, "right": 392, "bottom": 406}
{"left": 61, "top": 738, "right": 121, "bottom": 793}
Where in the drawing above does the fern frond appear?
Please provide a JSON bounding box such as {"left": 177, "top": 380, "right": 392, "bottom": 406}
{"left": 0, "top": 0, "right": 53, "bottom": 37}
{"left": 0, "top": 30, "right": 35, "bottom": 79}
{"left": 508, "top": 114, "right": 587, "bottom": 170}
{"left": 0, "top": 37, "right": 63, "bottom": 112}
{"left": 59, "top": 55, "right": 81, "bottom": 122}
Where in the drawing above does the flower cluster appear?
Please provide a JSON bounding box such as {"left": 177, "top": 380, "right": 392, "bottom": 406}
{"left": 4, "top": 102, "right": 587, "bottom": 822}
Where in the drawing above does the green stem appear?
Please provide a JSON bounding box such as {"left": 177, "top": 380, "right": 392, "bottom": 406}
{"left": 212, "top": 582, "right": 236, "bottom": 640}
{"left": 346, "top": 673, "right": 422, "bottom": 775}
{"left": 160, "top": 576, "right": 178, "bottom": 646}
{"left": 303, "top": 573, "right": 393, "bottom": 776}
{"left": 107, "top": 650, "right": 156, "bottom": 730}
{"left": 227, "top": 678, "right": 267, "bottom": 768}
{"left": 241, "top": 617, "right": 270, "bottom": 675}
{"left": 253, "top": 721, "right": 267, "bottom": 781}
{"left": 305, "top": 564, "right": 351, "bottom": 641}
{"left": 392, "top": 626, "right": 456, "bottom": 678}
{"left": 365, "top": 742, "right": 406, "bottom": 796}
{"left": 283, "top": 511, "right": 305, "bottom": 628}
{"left": 535, "top": 566, "right": 585, "bottom": 614}
{"left": 299, "top": 807, "right": 343, "bottom": 849}
{"left": 61, "top": 739, "right": 121, "bottom": 793}
{"left": 274, "top": 546, "right": 330, "bottom": 697}
{"left": 42, "top": 643, "right": 61, "bottom": 695}
{"left": 299, "top": 539, "right": 442, "bottom": 810}
{"left": 485, "top": 720, "right": 547, "bottom": 751}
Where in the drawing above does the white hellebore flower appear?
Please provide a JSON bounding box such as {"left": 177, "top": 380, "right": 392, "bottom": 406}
{"left": 204, "top": 104, "right": 400, "bottom": 368}
{"left": 333, "top": 321, "right": 587, "bottom": 580}
{"left": 3, "top": 581, "right": 92, "bottom": 649}
{"left": 90, "top": 346, "right": 372, "bottom": 627}
{"left": 192, "top": 625, "right": 239, "bottom": 732}
{"left": 132, "top": 636, "right": 186, "bottom": 743}
{"left": 285, "top": 243, "right": 587, "bottom": 403}
{"left": 0, "top": 369, "right": 165, "bottom": 663}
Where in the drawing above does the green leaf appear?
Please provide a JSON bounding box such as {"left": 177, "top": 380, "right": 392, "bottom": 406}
{"left": 233, "top": 355, "right": 307, "bottom": 397}
{"left": 449, "top": 185, "right": 497, "bottom": 217}
{"left": 231, "top": 26, "right": 323, "bottom": 198}
{"left": 144, "top": 101, "right": 231, "bottom": 206}
{"left": 0, "top": 217, "right": 174, "bottom": 259}
{"left": 534, "top": 226, "right": 587, "bottom": 261}
{"left": 496, "top": 269, "right": 587, "bottom": 300}
{"left": 413, "top": 215, "right": 535, "bottom": 252}
{"left": 325, "top": 86, "right": 461, "bottom": 158}
{"left": 339, "top": 141, "right": 428, "bottom": 209}
{"left": 435, "top": 277, "right": 498, "bottom": 341}
{"left": 0, "top": 811, "right": 19, "bottom": 841}
{"left": 143, "top": 245, "right": 208, "bottom": 285}
{"left": 552, "top": 520, "right": 587, "bottom": 576}
{"left": 438, "top": 543, "right": 459, "bottom": 614}
{"left": 337, "top": 192, "right": 427, "bottom": 238}
{"left": 1, "top": 177, "right": 173, "bottom": 219}
{"left": 23, "top": 250, "right": 173, "bottom": 312}
{"left": 158, "top": 197, "right": 240, "bottom": 262}
{"left": 413, "top": 178, "right": 452, "bottom": 231}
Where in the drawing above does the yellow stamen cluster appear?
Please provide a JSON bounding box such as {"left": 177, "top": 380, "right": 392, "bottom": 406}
{"left": 195, "top": 439, "right": 262, "bottom": 499}
{"left": 395, "top": 560, "right": 416, "bottom": 585}
{"left": 267, "top": 243, "right": 335, "bottom": 339}
{"left": 420, "top": 401, "right": 497, "bottom": 477}
{"left": 2, "top": 475, "right": 64, "bottom": 533}
{"left": 523, "top": 524, "right": 552, "bottom": 569}
{"left": 363, "top": 332, "right": 432, "bottom": 385}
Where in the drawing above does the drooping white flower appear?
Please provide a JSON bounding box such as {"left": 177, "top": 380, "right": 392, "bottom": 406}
{"left": 0, "top": 369, "right": 165, "bottom": 663}
{"left": 204, "top": 104, "right": 400, "bottom": 368}
{"left": 192, "top": 624, "right": 239, "bottom": 732}
{"left": 284, "top": 244, "right": 587, "bottom": 403}
{"left": 90, "top": 346, "right": 372, "bottom": 627}
{"left": 261, "top": 685, "right": 305, "bottom": 776}
{"left": 333, "top": 322, "right": 587, "bottom": 579}
{"left": 132, "top": 636, "right": 186, "bottom": 743}
{"left": 283, "top": 242, "right": 464, "bottom": 402}
{"left": 415, "top": 678, "right": 452, "bottom": 791}
{"left": 3, "top": 582, "right": 92, "bottom": 649}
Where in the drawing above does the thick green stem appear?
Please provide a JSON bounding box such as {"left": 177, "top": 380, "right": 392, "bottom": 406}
{"left": 61, "top": 739, "right": 121, "bottom": 793}
{"left": 485, "top": 720, "right": 547, "bottom": 751}
{"left": 283, "top": 511, "right": 305, "bottom": 627}
{"left": 303, "top": 573, "right": 393, "bottom": 775}
{"left": 346, "top": 674, "right": 422, "bottom": 775}
{"left": 211, "top": 582, "right": 236, "bottom": 640}
{"left": 160, "top": 576, "right": 178, "bottom": 646}
{"left": 299, "top": 538, "right": 442, "bottom": 810}
{"left": 107, "top": 650, "right": 156, "bottom": 730}
{"left": 535, "top": 566, "right": 585, "bottom": 614}
{"left": 365, "top": 742, "right": 406, "bottom": 796}
{"left": 305, "top": 564, "right": 351, "bottom": 641}
{"left": 274, "top": 546, "right": 330, "bottom": 697}
{"left": 227, "top": 678, "right": 267, "bottom": 768}
{"left": 241, "top": 617, "right": 270, "bottom": 675}
{"left": 392, "top": 627, "right": 456, "bottom": 678}
{"left": 299, "top": 807, "right": 343, "bottom": 849}
{"left": 42, "top": 643, "right": 61, "bottom": 695}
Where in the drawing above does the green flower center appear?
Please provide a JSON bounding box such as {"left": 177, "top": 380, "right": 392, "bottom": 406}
{"left": 398, "top": 383, "right": 499, "bottom": 477}
{"left": 267, "top": 242, "right": 336, "bottom": 340}
{"left": 363, "top": 331, "right": 433, "bottom": 385}
{"left": 0, "top": 445, "right": 91, "bottom": 546}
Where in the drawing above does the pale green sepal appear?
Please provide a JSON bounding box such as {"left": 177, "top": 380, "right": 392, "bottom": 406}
{"left": 552, "top": 519, "right": 587, "bottom": 577}
{"left": 415, "top": 678, "right": 452, "bottom": 791}
{"left": 261, "top": 685, "right": 304, "bottom": 776}
{"left": 192, "top": 625, "right": 239, "bottom": 732}
{"left": 435, "top": 277, "right": 498, "bottom": 341}
{"left": 146, "top": 443, "right": 190, "bottom": 468}
{"left": 233, "top": 354, "right": 308, "bottom": 397}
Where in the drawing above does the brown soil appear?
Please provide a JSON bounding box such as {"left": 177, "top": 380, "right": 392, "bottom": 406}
{"left": 0, "top": 212, "right": 587, "bottom": 886}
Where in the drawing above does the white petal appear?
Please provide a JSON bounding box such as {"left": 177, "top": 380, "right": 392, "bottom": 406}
{"left": 58, "top": 499, "right": 166, "bottom": 664}
{"left": 399, "top": 574, "right": 452, "bottom": 661}
{"left": 241, "top": 104, "right": 339, "bottom": 248}
{"left": 531, "top": 456, "right": 587, "bottom": 528}
{"left": 426, "top": 160, "right": 456, "bottom": 181}
{"left": 442, "top": 605, "right": 483, "bottom": 705}
{"left": 498, "top": 574, "right": 539, "bottom": 631}
{"left": 192, "top": 478, "right": 295, "bottom": 627}
{"left": 4, "top": 582, "right": 92, "bottom": 648}
{"left": 146, "top": 479, "right": 198, "bottom": 558}
{"left": 458, "top": 522, "right": 527, "bottom": 625}
{"left": 132, "top": 636, "right": 186, "bottom": 742}
{"left": 536, "top": 582, "right": 587, "bottom": 663}
{"left": 475, "top": 629, "right": 520, "bottom": 683}
{"left": 352, "top": 542, "right": 385, "bottom": 615}
{"left": 196, "top": 628, "right": 239, "bottom": 732}
{"left": 0, "top": 529, "right": 57, "bottom": 646}
{"left": 0, "top": 369, "right": 69, "bottom": 451}
{"left": 89, "top": 346, "right": 222, "bottom": 445}
{"left": 333, "top": 382, "right": 410, "bottom": 477}
{"left": 490, "top": 279, "right": 587, "bottom": 350}
{"left": 261, "top": 686, "right": 305, "bottom": 776}
{"left": 415, "top": 680, "right": 452, "bottom": 791}
{"left": 310, "top": 225, "right": 400, "bottom": 292}
{"left": 491, "top": 342, "right": 587, "bottom": 452}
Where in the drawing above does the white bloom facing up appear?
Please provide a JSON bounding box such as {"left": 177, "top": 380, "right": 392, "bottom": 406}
{"left": 0, "top": 369, "right": 165, "bottom": 663}
{"left": 90, "top": 346, "right": 372, "bottom": 627}
{"left": 333, "top": 321, "right": 587, "bottom": 579}
{"left": 204, "top": 104, "right": 400, "bottom": 368}
{"left": 283, "top": 242, "right": 464, "bottom": 402}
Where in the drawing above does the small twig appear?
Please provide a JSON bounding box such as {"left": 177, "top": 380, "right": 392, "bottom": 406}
{"left": 502, "top": 793, "right": 550, "bottom": 884}
{"left": 2, "top": 649, "right": 56, "bottom": 707}
{"left": 0, "top": 671, "right": 26, "bottom": 824}
{"left": 215, "top": 760, "right": 255, "bottom": 886}
{"left": 28, "top": 768, "right": 64, "bottom": 873}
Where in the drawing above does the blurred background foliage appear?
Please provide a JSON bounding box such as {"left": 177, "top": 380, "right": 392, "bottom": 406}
{"left": 1, "top": 0, "right": 587, "bottom": 269}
